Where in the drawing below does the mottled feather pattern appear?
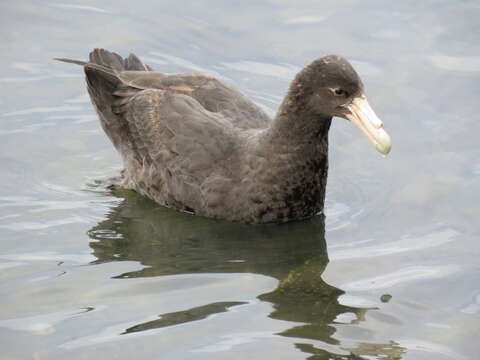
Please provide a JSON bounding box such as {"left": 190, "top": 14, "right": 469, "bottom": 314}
{"left": 56, "top": 48, "right": 342, "bottom": 222}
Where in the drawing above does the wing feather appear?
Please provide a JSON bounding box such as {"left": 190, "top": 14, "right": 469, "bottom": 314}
{"left": 57, "top": 49, "right": 268, "bottom": 214}
{"left": 124, "top": 89, "right": 238, "bottom": 212}
{"left": 117, "top": 72, "right": 272, "bottom": 130}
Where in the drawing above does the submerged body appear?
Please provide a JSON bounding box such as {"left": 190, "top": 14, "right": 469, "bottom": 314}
{"left": 57, "top": 49, "right": 391, "bottom": 223}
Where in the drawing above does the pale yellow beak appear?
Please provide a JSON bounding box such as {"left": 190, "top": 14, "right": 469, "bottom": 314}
{"left": 342, "top": 95, "right": 392, "bottom": 155}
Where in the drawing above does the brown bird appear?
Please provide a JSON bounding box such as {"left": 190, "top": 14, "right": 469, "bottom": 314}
{"left": 56, "top": 49, "right": 391, "bottom": 223}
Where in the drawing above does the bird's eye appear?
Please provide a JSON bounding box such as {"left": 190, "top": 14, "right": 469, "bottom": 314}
{"left": 334, "top": 89, "right": 348, "bottom": 96}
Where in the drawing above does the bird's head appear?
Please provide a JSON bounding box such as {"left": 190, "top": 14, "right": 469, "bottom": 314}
{"left": 294, "top": 55, "right": 392, "bottom": 155}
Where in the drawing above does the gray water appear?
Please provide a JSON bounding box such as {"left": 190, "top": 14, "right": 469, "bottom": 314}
{"left": 1, "top": 1, "right": 479, "bottom": 359}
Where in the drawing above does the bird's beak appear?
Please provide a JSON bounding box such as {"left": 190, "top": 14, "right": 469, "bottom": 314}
{"left": 341, "top": 95, "right": 392, "bottom": 155}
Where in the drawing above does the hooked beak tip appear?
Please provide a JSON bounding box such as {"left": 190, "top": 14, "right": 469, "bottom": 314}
{"left": 375, "top": 131, "right": 392, "bottom": 155}
{"left": 343, "top": 95, "right": 392, "bottom": 156}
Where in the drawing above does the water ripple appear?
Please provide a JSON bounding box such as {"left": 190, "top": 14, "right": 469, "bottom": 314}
{"left": 397, "top": 339, "right": 467, "bottom": 360}
{"left": 0, "top": 251, "right": 94, "bottom": 264}
{"left": 220, "top": 61, "right": 300, "bottom": 81}
{"left": 148, "top": 52, "right": 223, "bottom": 78}
{"left": 342, "top": 265, "right": 460, "bottom": 291}
{"left": 329, "top": 227, "right": 459, "bottom": 260}
{"left": 429, "top": 55, "right": 480, "bottom": 73}
{"left": 49, "top": 3, "right": 109, "bottom": 13}
{"left": 2, "top": 105, "right": 83, "bottom": 117}
{"left": 461, "top": 293, "right": 480, "bottom": 314}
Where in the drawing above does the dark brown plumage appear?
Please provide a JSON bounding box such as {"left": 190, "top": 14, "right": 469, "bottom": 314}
{"left": 56, "top": 49, "right": 391, "bottom": 223}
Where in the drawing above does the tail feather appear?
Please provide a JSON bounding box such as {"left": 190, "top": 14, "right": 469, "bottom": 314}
{"left": 87, "top": 48, "right": 153, "bottom": 71}
{"left": 89, "top": 49, "right": 125, "bottom": 72}
{"left": 55, "top": 48, "right": 152, "bottom": 162}
{"left": 125, "top": 53, "right": 154, "bottom": 71}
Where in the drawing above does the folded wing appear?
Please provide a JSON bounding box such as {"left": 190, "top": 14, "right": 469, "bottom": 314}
{"left": 72, "top": 49, "right": 266, "bottom": 213}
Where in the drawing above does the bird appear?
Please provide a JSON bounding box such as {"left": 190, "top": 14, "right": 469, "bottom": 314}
{"left": 56, "top": 48, "right": 391, "bottom": 223}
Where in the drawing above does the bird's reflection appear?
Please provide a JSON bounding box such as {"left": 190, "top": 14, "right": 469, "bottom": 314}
{"left": 88, "top": 189, "right": 405, "bottom": 359}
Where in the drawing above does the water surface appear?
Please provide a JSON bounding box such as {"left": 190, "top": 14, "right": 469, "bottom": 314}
{"left": 1, "top": 1, "right": 479, "bottom": 359}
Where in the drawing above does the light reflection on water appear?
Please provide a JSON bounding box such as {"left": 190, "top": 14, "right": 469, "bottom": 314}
{"left": 83, "top": 192, "right": 405, "bottom": 359}
{"left": 0, "top": 0, "right": 479, "bottom": 359}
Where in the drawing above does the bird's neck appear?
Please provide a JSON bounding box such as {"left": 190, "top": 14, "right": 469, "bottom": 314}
{"left": 263, "top": 93, "right": 332, "bottom": 146}
{"left": 263, "top": 65, "right": 332, "bottom": 144}
{"left": 250, "top": 98, "right": 332, "bottom": 222}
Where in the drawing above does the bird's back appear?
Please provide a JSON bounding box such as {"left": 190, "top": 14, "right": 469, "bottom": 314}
{"left": 58, "top": 49, "right": 272, "bottom": 216}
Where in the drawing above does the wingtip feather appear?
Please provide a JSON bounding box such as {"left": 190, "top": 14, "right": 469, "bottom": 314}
{"left": 54, "top": 58, "right": 87, "bottom": 66}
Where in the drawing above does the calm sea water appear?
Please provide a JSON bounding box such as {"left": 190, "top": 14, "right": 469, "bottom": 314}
{"left": 1, "top": 1, "right": 479, "bottom": 359}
